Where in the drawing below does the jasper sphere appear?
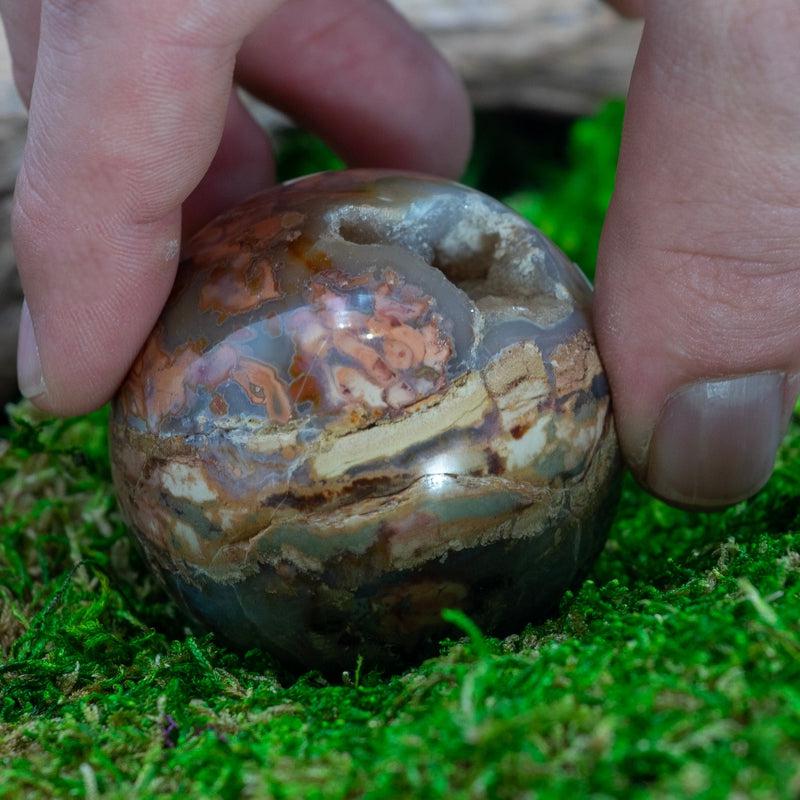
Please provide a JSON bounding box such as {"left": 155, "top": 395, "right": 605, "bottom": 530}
{"left": 110, "top": 170, "right": 620, "bottom": 671}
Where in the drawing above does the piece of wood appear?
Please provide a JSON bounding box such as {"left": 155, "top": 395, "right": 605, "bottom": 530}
{"left": 390, "top": 0, "right": 641, "bottom": 114}
{"left": 0, "top": 1, "right": 640, "bottom": 121}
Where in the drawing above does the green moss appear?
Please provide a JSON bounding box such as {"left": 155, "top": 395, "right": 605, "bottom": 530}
{"left": 274, "top": 129, "right": 345, "bottom": 184}
{"left": 3, "top": 103, "right": 799, "bottom": 799}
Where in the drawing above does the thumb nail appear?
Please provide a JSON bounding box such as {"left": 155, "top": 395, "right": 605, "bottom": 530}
{"left": 17, "top": 300, "right": 46, "bottom": 400}
{"left": 646, "top": 372, "right": 786, "bottom": 509}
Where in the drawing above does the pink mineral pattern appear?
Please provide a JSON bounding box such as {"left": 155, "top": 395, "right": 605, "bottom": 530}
{"left": 110, "top": 170, "right": 621, "bottom": 671}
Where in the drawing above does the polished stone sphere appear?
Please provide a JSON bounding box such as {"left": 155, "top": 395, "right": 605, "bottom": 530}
{"left": 110, "top": 170, "right": 620, "bottom": 671}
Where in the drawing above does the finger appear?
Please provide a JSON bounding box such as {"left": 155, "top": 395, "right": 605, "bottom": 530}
{"left": 16, "top": 0, "right": 472, "bottom": 417}
{"left": 181, "top": 90, "right": 274, "bottom": 240}
{"left": 595, "top": 1, "right": 800, "bottom": 509}
{"left": 235, "top": 0, "right": 472, "bottom": 178}
{"left": 0, "top": 0, "right": 42, "bottom": 106}
{"left": 15, "top": 0, "right": 277, "bottom": 416}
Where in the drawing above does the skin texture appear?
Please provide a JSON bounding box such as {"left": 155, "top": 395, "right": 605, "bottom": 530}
{"left": 4, "top": 0, "right": 800, "bottom": 510}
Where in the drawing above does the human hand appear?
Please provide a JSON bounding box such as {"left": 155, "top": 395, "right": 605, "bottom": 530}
{"left": 8, "top": 1, "right": 799, "bottom": 514}
{"left": 598, "top": 0, "right": 800, "bottom": 509}
{"left": 3, "top": 0, "right": 470, "bottom": 412}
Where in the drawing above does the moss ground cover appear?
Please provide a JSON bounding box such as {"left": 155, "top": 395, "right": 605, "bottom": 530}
{"left": 2, "top": 103, "right": 800, "bottom": 799}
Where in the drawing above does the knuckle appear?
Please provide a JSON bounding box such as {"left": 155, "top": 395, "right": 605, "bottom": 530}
{"left": 12, "top": 165, "right": 52, "bottom": 241}
{"left": 660, "top": 246, "right": 800, "bottom": 346}
{"left": 11, "top": 169, "right": 58, "bottom": 277}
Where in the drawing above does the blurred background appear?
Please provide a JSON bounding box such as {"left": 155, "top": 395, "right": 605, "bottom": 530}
{"left": 0, "top": 0, "right": 643, "bottom": 407}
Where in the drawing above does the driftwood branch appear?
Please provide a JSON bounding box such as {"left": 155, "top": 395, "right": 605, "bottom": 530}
{"left": 0, "top": 0, "right": 640, "bottom": 121}
{"left": 390, "top": 0, "right": 641, "bottom": 114}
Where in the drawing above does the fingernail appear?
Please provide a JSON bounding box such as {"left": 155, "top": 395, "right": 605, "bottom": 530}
{"left": 646, "top": 373, "right": 786, "bottom": 509}
{"left": 17, "top": 300, "right": 46, "bottom": 400}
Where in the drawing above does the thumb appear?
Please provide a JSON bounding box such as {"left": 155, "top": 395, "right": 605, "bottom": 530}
{"left": 595, "top": 0, "right": 800, "bottom": 509}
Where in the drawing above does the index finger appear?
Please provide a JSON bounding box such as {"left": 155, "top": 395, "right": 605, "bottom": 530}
{"left": 14, "top": 0, "right": 471, "bottom": 416}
